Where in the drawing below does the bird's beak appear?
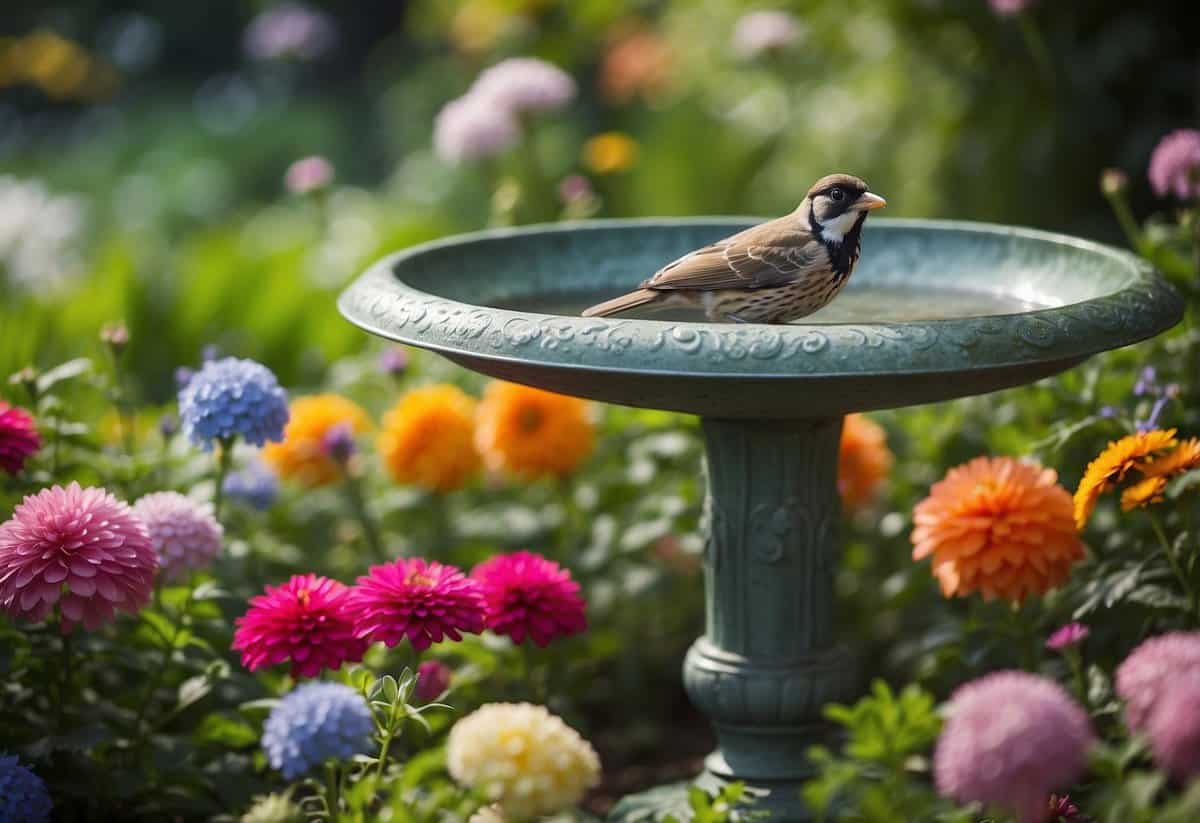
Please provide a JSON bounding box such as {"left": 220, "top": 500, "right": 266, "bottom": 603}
{"left": 857, "top": 192, "right": 887, "bottom": 211}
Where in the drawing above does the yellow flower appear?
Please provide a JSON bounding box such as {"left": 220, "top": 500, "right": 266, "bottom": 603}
{"left": 1118, "top": 438, "right": 1200, "bottom": 512}
{"left": 912, "top": 457, "right": 1084, "bottom": 604}
{"left": 475, "top": 381, "right": 594, "bottom": 480}
{"left": 1073, "top": 429, "right": 1177, "bottom": 529}
{"left": 838, "top": 414, "right": 893, "bottom": 511}
{"left": 447, "top": 702, "right": 600, "bottom": 818}
{"left": 583, "top": 132, "right": 639, "bottom": 174}
{"left": 1121, "top": 476, "right": 1167, "bottom": 512}
{"left": 262, "top": 395, "right": 372, "bottom": 487}
{"left": 378, "top": 385, "right": 480, "bottom": 493}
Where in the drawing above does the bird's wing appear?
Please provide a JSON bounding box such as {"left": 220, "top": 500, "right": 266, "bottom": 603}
{"left": 644, "top": 225, "right": 826, "bottom": 291}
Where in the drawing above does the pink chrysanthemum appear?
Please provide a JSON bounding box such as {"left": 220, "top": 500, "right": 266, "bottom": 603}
{"left": 133, "top": 492, "right": 223, "bottom": 582}
{"left": 233, "top": 574, "right": 367, "bottom": 678}
{"left": 433, "top": 96, "right": 519, "bottom": 165}
{"left": 1149, "top": 129, "right": 1200, "bottom": 199}
{"left": 471, "top": 57, "right": 577, "bottom": 114}
{"left": 1115, "top": 631, "right": 1200, "bottom": 732}
{"left": 348, "top": 558, "right": 485, "bottom": 651}
{"left": 0, "top": 401, "right": 41, "bottom": 475}
{"left": 0, "top": 483, "right": 156, "bottom": 631}
{"left": 1146, "top": 674, "right": 1200, "bottom": 783}
{"left": 934, "top": 671, "right": 1094, "bottom": 823}
{"left": 472, "top": 551, "right": 587, "bottom": 647}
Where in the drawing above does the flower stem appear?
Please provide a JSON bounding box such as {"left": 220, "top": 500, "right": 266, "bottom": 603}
{"left": 1017, "top": 13, "right": 1055, "bottom": 91}
{"left": 133, "top": 589, "right": 192, "bottom": 751}
{"left": 212, "top": 436, "right": 235, "bottom": 522}
{"left": 1011, "top": 602, "right": 1039, "bottom": 672}
{"left": 325, "top": 762, "right": 342, "bottom": 820}
{"left": 342, "top": 471, "right": 385, "bottom": 561}
{"left": 1149, "top": 512, "right": 1198, "bottom": 620}
{"left": 1105, "top": 189, "right": 1147, "bottom": 254}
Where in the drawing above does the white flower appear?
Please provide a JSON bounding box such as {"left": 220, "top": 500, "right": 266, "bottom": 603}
{"left": 468, "top": 806, "right": 506, "bottom": 823}
{"left": 447, "top": 703, "right": 601, "bottom": 818}
{"left": 0, "top": 175, "right": 86, "bottom": 291}
{"left": 471, "top": 58, "right": 577, "bottom": 114}
{"left": 433, "top": 96, "right": 520, "bottom": 165}
{"left": 731, "top": 11, "right": 804, "bottom": 59}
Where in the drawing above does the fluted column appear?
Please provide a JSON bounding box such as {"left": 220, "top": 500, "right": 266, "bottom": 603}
{"left": 682, "top": 417, "right": 856, "bottom": 820}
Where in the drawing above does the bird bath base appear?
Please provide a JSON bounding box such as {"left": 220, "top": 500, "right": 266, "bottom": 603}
{"left": 338, "top": 219, "right": 1182, "bottom": 822}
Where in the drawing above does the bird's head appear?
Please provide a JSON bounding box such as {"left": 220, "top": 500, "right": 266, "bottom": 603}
{"left": 802, "top": 173, "right": 886, "bottom": 245}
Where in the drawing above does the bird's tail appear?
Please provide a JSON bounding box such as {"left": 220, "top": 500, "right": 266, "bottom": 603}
{"left": 581, "top": 288, "right": 660, "bottom": 318}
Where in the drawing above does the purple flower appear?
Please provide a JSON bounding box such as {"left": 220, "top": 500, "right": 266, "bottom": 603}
{"left": 934, "top": 671, "right": 1094, "bottom": 823}
{"left": 1146, "top": 674, "right": 1200, "bottom": 783}
{"left": 285, "top": 156, "right": 333, "bottom": 195}
{"left": 1115, "top": 631, "right": 1200, "bottom": 732}
{"left": 1149, "top": 129, "right": 1200, "bottom": 199}
{"left": 558, "top": 174, "right": 593, "bottom": 205}
{"left": 1098, "top": 406, "right": 1117, "bottom": 419}
{"left": 243, "top": 3, "right": 336, "bottom": 61}
{"left": 1046, "top": 622, "right": 1090, "bottom": 651}
{"left": 321, "top": 422, "right": 356, "bottom": 465}
{"left": 989, "top": 0, "right": 1036, "bottom": 16}
{"left": 223, "top": 459, "right": 280, "bottom": 511}
{"left": 471, "top": 58, "right": 576, "bottom": 115}
{"left": 416, "top": 660, "right": 452, "bottom": 702}
{"left": 731, "top": 11, "right": 804, "bottom": 59}
{"left": 377, "top": 346, "right": 409, "bottom": 377}
{"left": 433, "top": 95, "right": 520, "bottom": 165}
{"left": 1133, "top": 366, "right": 1157, "bottom": 396}
{"left": 175, "top": 366, "right": 195, "bottom": 389}
{"left": 133, "top": 492, "right": 224, "bottom": 582}
{"left": 1137, "top": 396, "right": 1170, "bottom": 432}
{"left": 177, "top": 357, "right": 289, "bottom": 449}
{"left": 1047, "top": 794, "right": 1085, "bottom": 821}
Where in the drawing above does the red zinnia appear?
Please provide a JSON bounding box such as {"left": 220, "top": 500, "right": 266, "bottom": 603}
{"left": 0, "top": 401, "right": 40, "bottom": 475}
{"left": 348, "top": 557, "right": 485, "bottom": 651}
{"left": 0, "top": 483, "right": 156, "bottom": 631}
{"left": 472, "top": 551, "right": 587, "bottom": 647}
{"left": 233, "top": 573, "right": 367, "bottom": 678}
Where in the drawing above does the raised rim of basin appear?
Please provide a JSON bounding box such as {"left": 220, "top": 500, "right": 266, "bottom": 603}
{"left": 337, "top": 217, "right": 1182, "bottom": 380}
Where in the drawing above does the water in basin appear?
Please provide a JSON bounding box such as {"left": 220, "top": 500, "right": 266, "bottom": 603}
{"left": 492, "top": 284, "right": 1051, "bottom": 324}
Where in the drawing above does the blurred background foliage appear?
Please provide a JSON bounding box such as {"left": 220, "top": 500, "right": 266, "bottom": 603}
{"left": 1, "top": 0, "right": 1195, "bottom": 393}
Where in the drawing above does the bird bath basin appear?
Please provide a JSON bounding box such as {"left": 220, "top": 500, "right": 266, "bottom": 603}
{"left": 339, "top": 218, "right": 1182, "bottom": 821}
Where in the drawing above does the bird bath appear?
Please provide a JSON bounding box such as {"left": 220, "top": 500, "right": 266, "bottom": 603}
{"left": 339, "top": 218, "right": 1182, "bottom": 821}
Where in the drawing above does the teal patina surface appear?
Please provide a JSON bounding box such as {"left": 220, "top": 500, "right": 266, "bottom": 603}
{"left": 339, "top": 218, "right": 1183, "bottom": 821}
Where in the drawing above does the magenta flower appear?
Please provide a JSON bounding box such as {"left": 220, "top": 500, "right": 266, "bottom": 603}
{"left": 1046, "top": 622, "right": 1090, "bottom": 651}
{"left": 284, "top": 155, "right": 334, "bottom": 195}
{"left": 471, "top": 58, "right": 577, "bottom": 115}
{"left": 433, "top": 96, "right": 519, "bottom": 165}
{"left": 472, "top": 551, "right": 587, "bottom": 647}
{"left": 1146, "top": 675, "right": 1200, "bottom": 783}
{"left": 348, "top": 558, "right": 485, "bottom": 651}
{"left": 0, "top": 483, "right": 157, "bottom": 632}
{"left": 416, "top": 659, "right": 453, "bottom": 702}
{"left": 133, "top": 492, "right": 223, "bottom": 582}
{"left": 989, "top": 0, "right": 1036, "bottom": 16}
{"left": 1149, "top": 129, "right": 1200, "bottom": 199}
{"left": 233, "top": 574, "right": 367, "bottom": 678}
{"left": 934, "top": 670, "right": 1094, "bottom": 823}
{"left": 0, "top": 401, "right": 40, "bottom": 475}
{"left": 1115, "top": 631, "right": 1200, "bottom": 731}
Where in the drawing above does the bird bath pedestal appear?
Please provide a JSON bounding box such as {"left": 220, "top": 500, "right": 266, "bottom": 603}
{"left": 339, "top": 219, "right": 1181, "bottom": 821}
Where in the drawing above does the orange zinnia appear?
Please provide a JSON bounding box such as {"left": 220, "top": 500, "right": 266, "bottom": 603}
{"left": 475, "top": 381, "right": 594, "bottom": 481}
{"left": 378, "top": 385, "right": 481, "bottom": 493}
{"left": 838, "top": 414, "right": 893, "bottom": 511}
{"left": 1073, "top": 429, "right": 1177, "bottom": 528}
{"left": 912, "top": 457, "right": 1084, "bottom": 603}
{"left": 262, "top": 394, "right": 372, "bottom": 487}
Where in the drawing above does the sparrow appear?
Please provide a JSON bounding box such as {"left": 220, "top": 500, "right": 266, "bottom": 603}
{"left": 581, "top": 173, "right": 886, "bottom": 324}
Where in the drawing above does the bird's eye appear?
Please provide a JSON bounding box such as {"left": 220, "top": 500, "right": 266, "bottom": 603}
{"left": 829, "top": 187, "right": 844, "bottom": 201}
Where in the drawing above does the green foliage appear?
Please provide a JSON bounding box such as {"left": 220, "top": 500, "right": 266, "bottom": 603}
{"left": 661, "top": 782, "right": 762, "bottom": 823}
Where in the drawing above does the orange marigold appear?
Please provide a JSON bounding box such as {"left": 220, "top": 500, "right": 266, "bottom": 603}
{"left": 1073, "top": 429, "right": 1177, "bottom": 528}
{"left": 1119, "top": 438, "right": 1200, "bottom": 512}
{"left": 475, "top": 381, "right": 594, "bottom": 480}
{"left": 378, "top": 385, "right": 480, "bottom": 493}
{"left": 912, "top": 456, "right": 1084, "bottom": 604}
{"left": 1121, "top": 476, "right": 1167, "bottom": 512}
{"left": 838, "top": 414, "right": 893, "bottom": 510}
{"left": 262, "top": 394, "right": 371, "bottom": 487}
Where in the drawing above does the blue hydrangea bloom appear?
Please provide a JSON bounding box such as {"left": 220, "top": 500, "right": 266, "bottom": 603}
{"left": 223, "top": 460, "right": 280, "bottom": 511}
{"left": 262, "top": 682, "right": 374, "bottom": 780}
{"left": 178, "top": 357, "right": 289, "bottom": 450}
{"left": 0, "top": 754, "right": 53, "bottom": 823}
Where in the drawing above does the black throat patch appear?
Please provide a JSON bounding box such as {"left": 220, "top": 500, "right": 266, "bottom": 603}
{"left": 810, "top": 209, "right": 867, "bottom": 277}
